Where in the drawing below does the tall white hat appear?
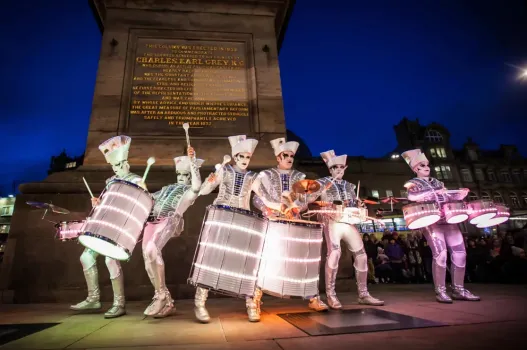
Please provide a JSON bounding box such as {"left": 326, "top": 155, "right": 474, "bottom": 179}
{"left": 320, "top": 150, "right": 347, "bottom": 168}
{"left": 401, "top": 149, "right": 428, "bottom": 170}
{"left": 98, "top": 135, "right": 131, "bottom": 165}
{"left": 228, "top": 135, "right": 258, "bottom": 157}
{"left": 270, "top": 138, "right": 300, "bottom": 156}
{"left": 174, "top": 156, "right": 204, "bottom": 173}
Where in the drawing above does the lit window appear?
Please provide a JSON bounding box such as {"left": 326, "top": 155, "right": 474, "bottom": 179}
{"left": 461, "top": 169, "right": 472, "bottom": 182}
{"left": 481, "top": 192, "right": 491, "bottom": 200}
{"left": 386, "top": 190, "right": 393, "bottom": 197}
{"left": 522, "top": 193, "right": 527, "bottom": 206}
{"left": 474, "top": 169, "right": 484, "bottom": 181}
{"left": 371, "top": 190, "right": 379, "bottom": 198}
{"left": 0, "top": 207, "right": 10, "bottom": 216}
{"left": 501, "top": 171, "right": 511, "bottom": 183}
{"left": 400, "top": 190, "right": 408, "bottom": 198}
{"left": 487, "top": 170, "right": 496, "bottom": 182}
{"left": 493, "top": 192, "right": 504, "bottom": 204}
{"left": 425, "top": 129, "right": 443, "bottom": 143}
{"left": 429, "top": 147, "right": 446, "bottom": 158}
{"left": 510, "top": 193, "right": 520, "bottom": 208}
{"left": 468, "top": 192, "right": 478, "bottom": 201}
{"left": 434, "top": 165, "right": 452, "bottom": 180}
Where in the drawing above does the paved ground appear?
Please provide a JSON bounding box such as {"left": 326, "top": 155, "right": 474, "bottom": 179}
{"left": 1, "top": 284, "right": 526, "bottom": 350}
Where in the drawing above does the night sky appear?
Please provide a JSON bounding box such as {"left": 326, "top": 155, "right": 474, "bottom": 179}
{"left": 1, "top": 0, "right": 526, "bottom": 196}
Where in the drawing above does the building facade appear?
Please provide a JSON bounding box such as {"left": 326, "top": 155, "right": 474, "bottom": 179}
{"left": 0, "top": 196, "right": 16, "bottom": 265}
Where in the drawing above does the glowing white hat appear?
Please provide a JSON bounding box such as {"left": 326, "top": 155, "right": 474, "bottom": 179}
{"left": 99, "top": 135, "right": 131, "bottom": 165}
{"left": 320, "top": 150, "right": 347, "bottom": 168}
{"left": 174, "top": 156, "right": 204, "bottom": 173}
{"left": 401, "top": 149, "right": 428, "bottom": 170}
{"left": 270, "top": 138, "right": 299, "bottom": 156}
{"left": 228, "top": 135, "right": 258, "bottom": 157}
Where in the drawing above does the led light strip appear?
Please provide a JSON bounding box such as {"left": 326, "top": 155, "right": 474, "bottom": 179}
{"left": 194, "top": 263, "right": 257, "bottom": 281}
{"left": 95, "top": 204, "right": 144, "bottom": 228}
{"left": 467, "top": 208, "right": 497, "bottom": 215}
{"left": 444, "top": 209, "right": 468, "bottom": 213}
{"left": 405, "top": 209, "right": 440, "bottom": 218}
{"left": 102, "top": 191, "right": 150, "bottom": 216}
{"left": 61, "top": 230, "right": 82, "bottom": 235}
{"left": 265, "top": 234, "right": 323, "bottom": 243}
{"left": 199, "top": 242, "right": 321, "bottom": 263}
{"left": 85, "top": 219, "right": 137, "bottom": 243}
{"left": 195, "top": 263, "right": 320, "bottom": 284}
{"left": 204, "top": 221, "right": 266, "bottom": 237}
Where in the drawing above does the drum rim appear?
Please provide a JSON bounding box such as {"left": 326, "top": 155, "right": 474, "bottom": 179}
{"left": 209, "top": 204, "right": 265, "bottom": 219}
{"left": 403, "top": 201, "right": 437, "bottom": 207}
{"left": 106, "top": 179, "right": 154, "bottom": 200}
{"left": 268, "top": 217, "right": 323, "bottom": 228}
{"left": 79, "top": 231, "right": 132, "bottom": 259}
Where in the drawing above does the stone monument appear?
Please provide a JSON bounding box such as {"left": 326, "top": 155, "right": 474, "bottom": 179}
{"left": 0, "top": 0, "right": 295, "bottom": 303}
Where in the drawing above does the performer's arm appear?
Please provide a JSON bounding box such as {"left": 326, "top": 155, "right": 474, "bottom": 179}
{"left": 176, "top": 160, "right": 202, "bottom": 215}
{"left": 251, "top": 174, "right": 282, "bottom": 212}
{"left": 405, "top": 182, "right": 441, "bottom": 202}
{"left": 199, "top": 168, "right": 223, "bottom": 196}
{"left": 445, "top": 188, "right": 469, "bottom": 201}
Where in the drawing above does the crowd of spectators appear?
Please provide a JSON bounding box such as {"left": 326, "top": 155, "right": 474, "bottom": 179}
{"left": 362, "top": 230, "right": 527, "bottom": 284}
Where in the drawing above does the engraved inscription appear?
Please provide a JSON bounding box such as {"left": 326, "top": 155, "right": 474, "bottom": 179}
{"left": 128, "top": 38, "right": 251, "bottom": 134}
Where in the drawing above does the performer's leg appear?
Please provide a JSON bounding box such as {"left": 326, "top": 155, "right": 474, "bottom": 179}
{"left": 142, "top": 220, "right": 175, "bottom": 317}
{"left": 104, "top": 257, "right": 126, "bottom": 318}
{"left": 421, "top": 226, "right": 452, "bottom": 303}
{"left": 70, "top": 248, "right": 101, "bottom": 311}
{"left": 444, "top": 227, "right": 480, "bottom": 301}
{"left": 246, "top": 287, "right": 263, "bottom": 322}
{"left": 324, "top": 221, "right": 343, "bottom": 309}
{"left": 343, "top": 225, "right": 384, "bottom": 306}
{"left": 194, "top": 286, "right": 211, "bottom": 323}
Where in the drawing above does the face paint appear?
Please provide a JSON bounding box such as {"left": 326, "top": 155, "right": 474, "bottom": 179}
{"left": 234, "top": 152, "right": 252, "bottom": 170}
{"left": 329, "top": 164, "right": 347, "bottom": 179}
{"left": 111, "top": 161, "right": 130, "bottom": 178}
{"left": 415, "top": 161, "right": 430, "bottom": 178}
{"left": 277, "top": 151, "right": 294, "bottom": 170}
{"left": 176, "top": 171, "right": 191, "bottom": 185}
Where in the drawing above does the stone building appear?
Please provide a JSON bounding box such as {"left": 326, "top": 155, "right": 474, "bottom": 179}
{"left": 0, "top": 196, "right": 16, "bottom": 265}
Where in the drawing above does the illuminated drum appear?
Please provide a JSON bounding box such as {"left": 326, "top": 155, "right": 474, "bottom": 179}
{"left": 257, "top": 218, "right": 323, "bottom": 299}
{"left": 442, "top": 201, "right": 469, "bottom": 224}
{"left": 476, "top": 204, "right": 510, "bottom": 228}
{"left": 403, "top": 202, "right": 441, "bottom": 229}
{"left": 54, "top": 220, "right": 85, "bottom": 241}
{"left": 337, "top": 207, "right": 368, "bottom": 225}
{"left": 467, "top": 199, "right": 497, "bottom": 225}
{"left": 188, "top": 205, "right": 268, "bottom": 298}
{"left": 78, "top": 180, "right": 153, "bottom": 261}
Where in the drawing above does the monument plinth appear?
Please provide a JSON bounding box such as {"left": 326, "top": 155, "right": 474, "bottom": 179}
{"left": 0, "top": 0, "right": 295, "bottom": 303}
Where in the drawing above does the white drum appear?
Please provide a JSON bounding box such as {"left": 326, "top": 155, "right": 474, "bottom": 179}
{"left": 338, "top": 207, "right": 368, "bottom": 224}
{"left": 467, "top": 199, "right": 497, "bottom": 225}
{"left": 78, "top": 180, "right": 154, "bottom": 261}
{"left": 55, "top": 220, "right": 85, "bottom": 241}
{"left": 403, "top": 202, "right": 441, "bottom": 229}
{"left": 442, "top": 201, "right": 469, "bottom": 224}
{"left": 189, "top": 205, "right": 268, "bottom": 298}
{"left": 476, "top": 204, "right": 510, "bottom": 228}
{"left": 257, "top": 218, "right": 323, "bottom": 299}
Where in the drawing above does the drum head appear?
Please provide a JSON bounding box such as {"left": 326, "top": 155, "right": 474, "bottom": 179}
{"left": 446, "top": 214, "right": 469, "bottom": 224}
{"left": 469, "top": 212, "right": 496, "bottom": 225}
{"left": 476, "top": 216, "right": 509, "bottom": 228}
{"left": 78, "top": 235, "right": 130, "bottom": 261}
{"left": 407, "top": 214, "right": 441, "bottom": 230}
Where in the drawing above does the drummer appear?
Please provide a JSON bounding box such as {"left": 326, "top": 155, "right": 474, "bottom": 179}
{"left": 71, "top": 135, "right": 146, "bottom": 318}
{"left": 194, "top": 135, "right": 260, "bottom": 323}
{"left": 316, "top": 150, "right": 384, "bottom": 308}
{"left": 252, "top": 137, "right": 329, "bottom": 312}
{"left": 402, "top": 149, "right": 480, "bottom": 303}
{"left": 142, "top": 146, "right": 203, "bottom": 318}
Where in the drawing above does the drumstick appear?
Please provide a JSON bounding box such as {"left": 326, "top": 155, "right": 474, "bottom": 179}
{"left": 83, "top": 177, "right": 95, "bottom": 198}
{"left": 142, "top": 157, "right": 156, "bottom": 183}
{"left": 216, "top": 155, "right": 231, "bottom": 173}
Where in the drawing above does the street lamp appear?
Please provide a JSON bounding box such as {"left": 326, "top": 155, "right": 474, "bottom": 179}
{"left": 521, "top": 69, "right": 527, "bottom": 79}
{"left": 8, "top": 194, "right": 14, "bottom": 198}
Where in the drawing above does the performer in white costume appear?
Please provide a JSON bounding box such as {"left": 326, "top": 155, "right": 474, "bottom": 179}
{"left": 194, "top": 135, "right": 261, "bottom": 322}
{"left": 252, "top": 138, "right": 328, "bottom": 311}
{"left": 402, "top": 149, "right": 480, "bottom": 303}
{"left": 317, "top": 150, "right": 384, "bottom": 308}
{"left": 142, "top": 146, "right": 203, "bottom": 318}
{"left": 70, "top": 135, "right": 146, "bottom": 318}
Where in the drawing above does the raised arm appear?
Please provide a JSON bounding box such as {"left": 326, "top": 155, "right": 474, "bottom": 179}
{"left": 199, "top": 167, "right": 223, "bottom": 196}
{"left": 176, "top": 159, "right": 202, "bottom": 215}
